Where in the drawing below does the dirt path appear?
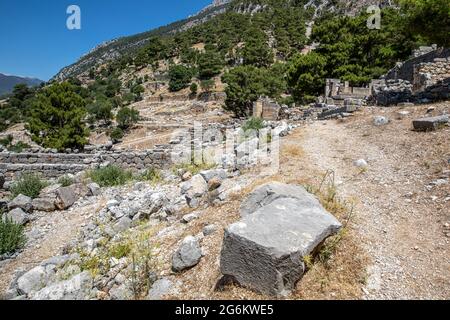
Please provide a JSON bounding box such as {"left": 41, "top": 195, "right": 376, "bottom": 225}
{"left": 293, "top": 107, "right": 450, "bottom": 299}
{"left": 0, "top": 201, "right": 104, "bottom": 295}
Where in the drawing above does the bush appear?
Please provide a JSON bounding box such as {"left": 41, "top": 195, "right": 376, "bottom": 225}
{"left": 116, "top": 107, "right": 140, "bottom": 130}
{"left": 88, "top": 165, "right": 133, "bottom": 187}
{"left": 110, "top": 127, "right": 124, "bottom": 142}
{"left": 58, "top": 175, "right": 74, "bottom": 187}
{"left": 190, "top": 83, "right": 198, "bottom": 95}
{"left": 0, "top": 214, "right": 27, "bottom": 255}
{"left": 168, "top": 65, "right": 192, "bottom": 92}
{"left": 242, "top": 117, "right": 264, "bottom": 132}
{"left": 11, "top": 173, "right": 48, "bottom": 199}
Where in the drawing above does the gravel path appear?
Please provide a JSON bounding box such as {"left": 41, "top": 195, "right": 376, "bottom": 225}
{"left": 298, "top": 107, "right": 449, "bottom": 299}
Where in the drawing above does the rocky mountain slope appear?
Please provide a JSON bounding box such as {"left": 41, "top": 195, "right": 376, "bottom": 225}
{"left": 53, "top": 0, "right": 391, "bottom": 81}
{"left": 53, "top": 0, "right": 233, "bottom": 81}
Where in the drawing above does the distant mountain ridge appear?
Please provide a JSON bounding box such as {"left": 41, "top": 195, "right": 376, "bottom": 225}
{"left": 0, "top": 73, "right": 43, "bottom": 95}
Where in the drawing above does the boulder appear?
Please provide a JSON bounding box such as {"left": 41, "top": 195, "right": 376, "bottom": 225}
{"left": 220, "top": 183, "right": 342, "bottom": 297}
{"left": 31, "top": 272, "right": 93, "bottom": 300}
{"left": 172, "top": 236, "right": 202, "bottom": 272}
{"left": 17, "top": 265, "right": 56, "bottom": 295}
{"left": 181, "top": 174, "right": 208, "bottom": 207}
{"left": 39, "top": 184, "right": 62, "bottom": 198}
{"left": 55, "top": 186, "right": 78, "bottom": 210}
{"left": 8, "top": 194, "right": 33, "bottom": 213}
{"left": 413, "top": 115, "right": 449, "bottom": 131}
{"left": 3, "top": 208, "right": 29, "bottom": 225}
{"left": 32, "top": 198, "right": 56, "bottom": 212}
{"left": 199, "top": 169, "right": 228, "bottom": 183}
{"left": 240, "top": 182, "right": 319, "bottom": 217}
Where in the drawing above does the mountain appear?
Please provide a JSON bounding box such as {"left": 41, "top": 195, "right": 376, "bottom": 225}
{"left": 53, "top": 0, "right": 232, "bottom": 81}
{"left": 0, "top": 73, "right": 43, "bottom": 95}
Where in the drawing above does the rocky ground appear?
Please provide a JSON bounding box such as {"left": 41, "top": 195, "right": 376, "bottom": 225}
{"left": 0, "top": 102, "right": 449, "bottom": 300}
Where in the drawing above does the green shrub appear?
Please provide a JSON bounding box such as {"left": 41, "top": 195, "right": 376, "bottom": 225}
{"left": 88, "top": 165, "right": 133, "bottom": 187}
{"left": 58, "top": 175, "right": 74, "bottom": 187}
{"left": 110, "top": 127, "right": 124, "bottom": 142}
{"left": 0, "top": 215, "right": 27, "bottom": 255}
{"left": 116, "top": 107, "right": 140, "bottom": 130}
{"left": 139, "top": 168, "right": 163, "bottom": 185}
{"left": 10, "top": 173, "right": 48, "bottom": 199}
{"left": 242, "top": 117, "right": 264, "bottom": 132}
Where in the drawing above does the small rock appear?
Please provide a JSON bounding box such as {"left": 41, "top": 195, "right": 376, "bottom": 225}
{"left": 109, "top": 284, "right": 133, "bottom": 300}
{"left": 208, "top": 177, "right": 222, "bottom": 191}
{"left": 181, "top": 172, "right": 192, "bottom": 182}
{"left": 107, "top": 200, "right": 120, "bottom": 209}
{"left": 148, "top": 278, "right": 173, "bottom": 300}
{"left": 373, "top": 116, "right": 389, "bottom": 126}
{"left": 87, "top": 183, "right": 101, "bottom": 196}
{"left": 113, "top": 216, "right": 132, "bottom": 234}
{"left": 203, "top": 224, "right": 217, "bottom": 236}
{"left": 172, "top": 236, "right": 202, "bottom": 272}
{"left": 354, "top": 159, "right": 368, "bottom": 168}
{"left": 8, "top": 194, "right": 33, "bottom": 213}
{"left": 181, "top": 213, "right": 198, "bottom": 224}
{"left": 2, "top": 208, "right": 29, "bottom": 225}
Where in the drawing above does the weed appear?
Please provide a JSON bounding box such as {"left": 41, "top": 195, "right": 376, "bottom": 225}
{"left": 10, "top": 173, "right": 48, "bottom": 199}
{"left": 88, "top": 165, "right": 133, "bottom": 187}
{"left": 0, "top": 214, "right": 27, "bottom": 255}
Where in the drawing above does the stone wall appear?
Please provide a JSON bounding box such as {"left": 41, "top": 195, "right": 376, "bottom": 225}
{"left": 0, "top": 145, "right": 174, "bottom": 182}
{"left": 413, "top": 57, "right": 450, "bottom": 92}
{"left": 384, "top": 48, "right": 450, "bottom": 82}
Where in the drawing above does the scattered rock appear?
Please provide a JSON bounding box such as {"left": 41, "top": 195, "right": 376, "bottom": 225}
{"left": 32, "top": 198, "right": 56, "bottom": 212}
{"left": 87, "top": 183, "right": 101, "bottom": 196}
{"left": 181, "top": 213, "right": 198, "bottom": 224}
{"left": 354, "top": 159, "right": 368, "bottom": 168}
{"left": 148, "top": 278, "right": 173, "bottom": 300}
{"left": 373, "top": 116, "right": 389, "bottom": 126}
{"left": 112, "top": 216, "right": 132, "bottom": 234}
{"left": 181, "top": 172, "right": 192, "bottom": 182}
{"left": 200, "top": 169, "right": 228, "bottom": 183}
{"left": 3, "top": 208, "right": 29, "bottom": 225}
{"left": 31, "top": 272, "right": 93, "bottom": 300}
{"left": 172, "top": 236, "right": 202, "bottom": 272}
{"left": 220, "top": 183, "right": 342, "bottom": 297}
{"left": 181, "top": 174, "right": 208, "bottom": 207}
{"left": 8, "top": 194, "right": 33, "bottom": 213}
{"left": 208, "top": 177, "right": 222, "bottom": 191}
{"left": 203, "top": 224, "right": 217, "bottom": 236}
{"left": 17, "top": 265, "right": 55, "bottom": 295}
{"left": 109, "top": 284, "right": 133, "bottom": 300}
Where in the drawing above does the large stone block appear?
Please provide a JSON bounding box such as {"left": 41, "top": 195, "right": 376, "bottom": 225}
{"left": 413, "top": 115, "right": 449, "bottom": 131}
{"left": 220, "top": 183, "right": 342, "bottom": 297}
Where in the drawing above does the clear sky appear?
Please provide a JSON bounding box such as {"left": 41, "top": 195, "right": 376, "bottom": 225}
{"left": 0, "top": 0, "right": 212, "bottom": 80}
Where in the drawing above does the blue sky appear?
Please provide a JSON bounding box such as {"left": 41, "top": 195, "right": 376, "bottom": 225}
{"left": 0, "top": 0, "right": 212, "bottom": 80}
